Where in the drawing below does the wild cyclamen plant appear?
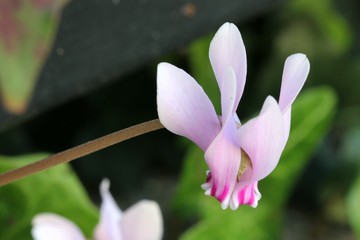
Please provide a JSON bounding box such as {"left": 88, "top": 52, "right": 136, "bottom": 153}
{"left": 157, "top": 22, "right": 310, "bottom": 210}
{"left": 32, "top": 179, "right": 163, "bottom": 240}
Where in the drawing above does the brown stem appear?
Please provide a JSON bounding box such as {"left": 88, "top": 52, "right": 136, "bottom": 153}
{"left": 0, "top": 119, "right": 164, "bottom": 187}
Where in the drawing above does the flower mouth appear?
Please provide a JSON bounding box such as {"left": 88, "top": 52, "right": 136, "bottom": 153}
{"left": 202, "top": 147, "right": 254, "bottom": 208}
{"left": 201, "top": 150, "right": 260, "bottom": 209}
{"left": 237, "top": 149, "right": 252, "bottom": 182}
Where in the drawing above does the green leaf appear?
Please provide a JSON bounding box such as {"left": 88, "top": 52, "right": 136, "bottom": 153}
{"left": 174, "top": 87, "right": 337, "bottom": 240}
{"left": 261, "top": 87, "right": 337, "bottom": 208}
{"left": 188, "top": 35, "right": 221, "bottom": 113}
{"left": 346, "top": 172, "right": 360, "bottom": 238}
{"left": 0, "top": 0, "right": 67, "bottom": 114}
{"left": 287, "top": 0, "right": 352, "bottom": 55}
{"left": 0, "top": 154, "right": 98, "bottom": 239}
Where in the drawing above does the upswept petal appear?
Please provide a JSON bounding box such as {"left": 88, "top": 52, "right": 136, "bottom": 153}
{"left": 209, "top": 22, "right": 247, "bottom": 112}
{"left": 282, "top": 106, "right": 292, "bottom": 143}
{"left": 204, "top": 118, "right": 241, "bottom": 209}
{"left": 279, "top": 53, "right": 310, "bottom": 112}
{"left": 32, "top": 213, "right": 86, "bottom": 240}
{"left": 236, "top": 96, "right": 286, "bottom": 181}
{"left": 220, "top": 67, "right": 238, "bottom": 123}
{"left": 121, "top": 200, "right": 163, "bottom": 240}
{"left": 94, "top": 179, "right": 123, "bottom": 240}
{"left": 157, "top": 62, "right": 221, "bottom": 151}
{"left": 230, "top": 181, "right": 261, "bottom": 210}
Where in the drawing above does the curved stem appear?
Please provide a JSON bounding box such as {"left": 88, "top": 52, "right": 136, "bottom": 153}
{"left": 0, "top": 119, "right": 164, "bottom": 187}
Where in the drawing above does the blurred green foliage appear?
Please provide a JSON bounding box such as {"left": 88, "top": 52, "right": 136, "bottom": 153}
{"left": 285, "top": 0, "right": 352, "bottom": 55}
{"left": 345, "top": 127, "right": 360, "bottom": 238}
{"left": 188, "top": 35, "right": 221, "bottom": 113}
{"left": 0, "top": 155, "right": 98, "bottom": 239}
{"left": 347, "top": 173, "right": 360, "bottom": 238}
{"left": 0, "top": 0, "right": 67, "bottom": 114}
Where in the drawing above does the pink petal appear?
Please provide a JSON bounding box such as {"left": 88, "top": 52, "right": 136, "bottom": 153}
{"left": 279, "top": 53, "right": 310, "bottom": 112}
{"left": 202, "top": 73, "right": 242, "bottom": 209}
{"left": 157, "top": 62, "right": 221, "bottom": 151}
{"left": 32, "top": 213, "right": 86, "bottom": 240}
{"left": 203, "top": 118, "right": 241, "bottom": 209}
{"left": 94, "top": 179, "right": 123, "bottom": 240}
{"left": 230, "top": 182, "right": 261, "bottom": 210}
{"left": 209, "top": 22, "right": 247, "bottom": 112}
{"left": 236, "top": 96, "right": 286, "bottom": 181}
{"left": 121, "top": 200, "right": 163, "bottom": 240}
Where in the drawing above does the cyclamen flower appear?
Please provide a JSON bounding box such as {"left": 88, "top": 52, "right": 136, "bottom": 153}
{"left": 32, "top": 179, "right": 163, "bottom": 240}
{"left": 157, "top": 22, "right": 310, "bottom": 210}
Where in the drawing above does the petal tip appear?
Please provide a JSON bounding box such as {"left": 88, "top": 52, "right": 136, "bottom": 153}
{"left": 32, "top": 213, "right": 85, "bottom": 240}
{"left": 287, "top": 53, "right": 310, "bottom": 71}
{"left": 100, "top": 178, "right": 110, "bottom": 195}
{"left": 122, "top": 200, "right": 163, "bottom": 240}
{"left": 157, "top": 62, "right": 172, "bottom": 70}
{"left": 279, "top": 53, "right": 310, "bottom": 111}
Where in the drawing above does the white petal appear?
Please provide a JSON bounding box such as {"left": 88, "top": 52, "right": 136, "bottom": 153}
{"left": 209, "top": 22, "right": 247, "bottom": 112}
{"left": 121, "top": 200, "right": 163, "bottom": 240}
{"left": 94, "top": 179, "right": 123, "bottom": 240}
{"left": 236, "top": 96, "right": 286, "bottom": 181}
{"left": 279, "top": 53, "right": 310, "bottom": 112}
{"left": 282, "top": 106, "right": 292, "bottom": 143}
{"left": 157, "top": 62, "right": 221, "bottom": 151}
{"left": 32, "top": 213, "right": 86, "bottom": 240}
{"left": 220, "top": 67, "right": 238, "bottom": 122}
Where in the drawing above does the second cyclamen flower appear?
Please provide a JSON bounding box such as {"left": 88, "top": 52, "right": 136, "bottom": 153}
{"left": 32, "top": 179, "right": 163, "bottom": 240}
{"left": 157, "top": 22, "right": 310, "bottom": 210}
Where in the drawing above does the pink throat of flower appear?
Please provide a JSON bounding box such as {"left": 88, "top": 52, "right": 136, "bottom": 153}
{"left": 201, "top": 149, "right": 260, "bottom": 210}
